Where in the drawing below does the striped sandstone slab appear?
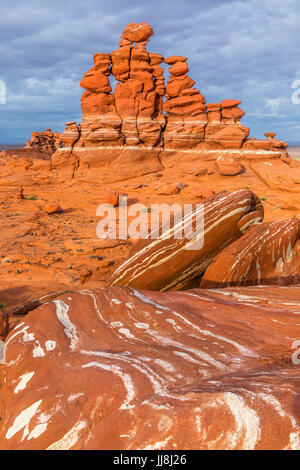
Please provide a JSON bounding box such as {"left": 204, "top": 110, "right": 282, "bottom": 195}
{"left": 110, "top": 190, "right": 263, "bottom": 291}
{"left": 201, "top": 218, "right": 300, "bottom": 288}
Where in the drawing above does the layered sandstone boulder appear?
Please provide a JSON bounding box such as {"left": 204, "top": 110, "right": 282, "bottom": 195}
{"left": 201, "top": 218, "right": 300, "bottom": 288}
{"left": 79, "top": 51, "right": 123, "bottom": 147}
{"left": 216, "top": 156, "right": 243, "bottom": 176}
{"left": 163, "top": 56, "right": 207, "bottom": 149}
{"left": 110, "top": 189, "right": 264, "bottom": 291}
{"left": 204, "top": 99, "right": 249, "bottom": 151}
{"left": 1, "top": 286, "right": 300, "bottom": 450}
{"left": 76, "top": 22, "right": 165, "bottom": 149}
{"left": 241, "top": 132, "right": 289, "bottom": 155}
{"left": 2, "top": 129, "right": 62, "bottom": 161}
{"left": 54, "top": 22, "right": 165, "bottom": 183}
{"left": 25, "top": 129, "right": 62, "bottom": 153}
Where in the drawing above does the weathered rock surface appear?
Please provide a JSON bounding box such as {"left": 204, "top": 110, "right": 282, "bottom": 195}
{"left": 201, "top": 218, "right": 300, "bottom": 288}
{"left": 0, "top": 286, "right": 300, "bottom": 450}
{"left": 110, "top": 189, "right": 264, "bottom": 291}
{"left": 250, "top": 160, "right": 300, "bottom": 192}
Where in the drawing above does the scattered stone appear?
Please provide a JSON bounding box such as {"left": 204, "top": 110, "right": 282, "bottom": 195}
{"left": 194, "top": 168, "right": 208, "bottom": 176}
{"left": 158, "top": 184, "right": 180, "bottom": 195}
{"left": 216, "top": 156, "right": 243, "bottom": 176}
{"left": 105, "top": 191, "right": 120, "bottom": 207}
{"left": 176, "top": 182, "right": 186, "bottom": 190}
{"left": 190, "top": 185, "right": 214, "bottom": 199}
{"left": 44, "top": 204, "right": 64, "bottom": 214}
{"left": 80, "top": 269, "right": 93, "bottom": 284}
{"left": 97, "top": 260, "right": 113, "bottom": 269}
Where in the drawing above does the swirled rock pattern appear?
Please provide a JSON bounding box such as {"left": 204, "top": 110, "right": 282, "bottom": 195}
{"left": 110, "top": 189, "right": 263, "bottom": 291}
{"left": 0, "top": 286, "right": 300, "bottom": 450}
{"left": 201, "top": 218, "right": 300, "bottom": 288}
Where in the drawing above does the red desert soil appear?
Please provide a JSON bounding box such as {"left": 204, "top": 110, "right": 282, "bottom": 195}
{"left": 0, "top": 154, "right": 299, "bottom": 316}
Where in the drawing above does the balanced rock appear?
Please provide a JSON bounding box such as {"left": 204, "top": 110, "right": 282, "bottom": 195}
{"left": 164, "top": 55, "right": 187, "bottom": 64}
{"left": 169, "top": 62, "right": 189, "bottom": 76}
{"left": 221, "top": 99, "right": 242, "bottom": 108}
{"left": 121, "top": 22, "right": 154, "bottom": 43}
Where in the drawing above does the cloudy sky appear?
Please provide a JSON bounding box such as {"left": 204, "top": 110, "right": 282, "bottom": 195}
{"left": 0, "top": 0, "right": 299, "bottom": 144}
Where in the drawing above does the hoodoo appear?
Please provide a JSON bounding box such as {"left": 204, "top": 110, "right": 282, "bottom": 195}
{"left": 52, "top": 22, "right": 288, "bottom": 184}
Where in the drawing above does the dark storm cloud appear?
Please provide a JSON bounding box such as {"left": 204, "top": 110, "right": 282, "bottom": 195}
{"left": 0, "top": 0, "right": 299, "bottom": 143}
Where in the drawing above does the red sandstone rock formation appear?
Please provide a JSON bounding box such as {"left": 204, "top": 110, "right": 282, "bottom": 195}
{"left": 110, "top": 190, "right": 264, "bottom": 291}
{"left": 52, "top": 22, "right": 289, "bottom": 184}
{"left": 75, "top": 21, "right": 164, "bottom": 149}
{"left": 25, "top": 129, "right": 62, "bottom": 154}
{"left": 201, "top": 218, "right": 300, "bottom": 288}
{"left": 0, "top": 286, "right": 300, "bottom": 450}
{"left": 164, "top": 55, "right": 207, "bottom": 149}
{"left": 2, "top": 129, "right": 62, "bottom": 161}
